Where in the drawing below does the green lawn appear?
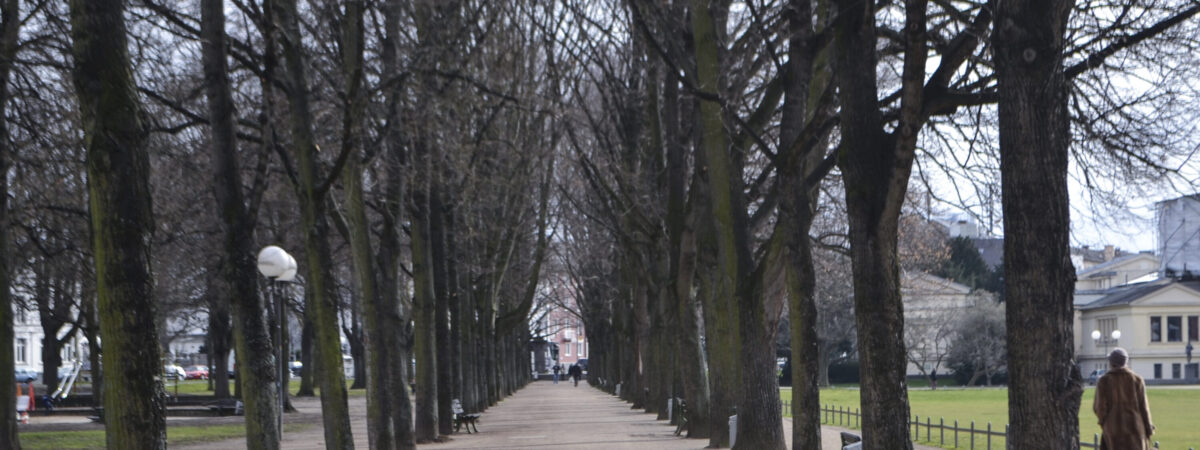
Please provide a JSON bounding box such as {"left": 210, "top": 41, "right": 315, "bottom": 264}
{"left": 20, "top": 423, "right": 311, "bottom": 449}
{"left": 159, "top": 378, "right": 368, "bottom": 397}
{"left": 782, "top": 386, "right": 1200, "bottom": 449}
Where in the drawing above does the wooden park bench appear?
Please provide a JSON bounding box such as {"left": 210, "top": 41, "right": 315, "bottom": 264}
{"left": 840, "top": 431, "right": 862, "bottom": 450}
{"left": 452, "top": 399, "right": 479, "bottom": 434}
{"left": 208, "top": 399, "right": 243, "bottom": 416}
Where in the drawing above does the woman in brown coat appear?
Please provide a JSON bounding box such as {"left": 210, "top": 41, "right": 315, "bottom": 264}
{"left": 1093, "top": 348, "right": 1155, "bottom": 450}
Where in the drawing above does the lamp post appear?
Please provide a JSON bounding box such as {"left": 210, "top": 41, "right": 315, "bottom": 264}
{"left": 257, "top": 246, "right": 296, "bottom": 437}
{"left": 1092, "top": 329, "right": 1121, "bottom": 370}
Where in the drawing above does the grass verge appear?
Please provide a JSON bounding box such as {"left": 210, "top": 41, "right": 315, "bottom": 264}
{"left": 781, "top": 386, "right": 1200, "bottom": 449}
{"left": 20, "top": 423, "right": 311, "bottom": 449}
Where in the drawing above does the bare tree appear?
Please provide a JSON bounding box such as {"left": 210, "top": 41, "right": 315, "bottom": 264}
{"left": 200, "top": 0, "right": 280, "bottom": 445}
{"left": 0, "top": 0, "right": 22, "bottom": 445}
{"left": 994, "top": 0, "right": 1081, "bottom": 447}
{"left": 69, "top": 0, "right": 166, "bottom": 446}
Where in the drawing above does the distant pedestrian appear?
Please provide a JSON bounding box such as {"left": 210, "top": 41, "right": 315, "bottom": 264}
{"left": 568, "top": 364, "right": 583, "bottom": 387}
{"left": 1094, "top": 348, "right": 1154, "bottom": 450}
{"left": 552, "top": 364, "right": 561, "bottom": 384}
{"left": 930, "top": 368, "right": 938, "bottom": 390}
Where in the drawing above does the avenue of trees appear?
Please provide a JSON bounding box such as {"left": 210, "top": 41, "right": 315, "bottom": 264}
{"left": 0, "top": 1, "right": 1197, "bottom": 450}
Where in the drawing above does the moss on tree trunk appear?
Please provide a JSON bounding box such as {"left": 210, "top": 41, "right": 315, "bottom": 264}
{"left": 68, "top": 0, "right": 167, "bottom": 447}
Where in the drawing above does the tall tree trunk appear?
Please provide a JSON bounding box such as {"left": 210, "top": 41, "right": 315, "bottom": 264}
{"left": 377, "top": 8, "right": 414, "bottom": 436}
{"left": 691, "top": 2, "right": 785, "bottom": 447}
{"left": 409, "top": 147, "right": 440, "bottom": 441}
{"left": 297, "top": 313, "right": 315, "bottom": 396}
{"left": 431, "top": 188, "right": 454, "bottom": 436}
{"left": 993, "top": 1, "right": 1083, "bottom": 448}
{"left": 833, "top": 0, "right": 928, "bottom": 447}
{"left": 35, "top": 269, "right": 67, "bottom": 395}
{"left": 205, "top": 302, "right": 231, "bottom": 399}
{"left": 204, "top": 0, "right": 283, "bottom": 442}
{"left": 344, "top": 313, "right": 367, "bottom": 390}
{"left": 339, "top": 0, "right": 395, "bottom": 443}
{"left": 661, "top": 58, "right": 711, "bottom": 437}
{"left": 778, "top": 2, "right": 827, "bottom": 448}
{"left": 273, "top": 0, "right": 354, "bottom": 446}
{"left": 68, "top": 0, "right": 166, "bottom": 446}
{"left": 81, "top": 278, "right": 103, "bottom": 410}
{"left": 0, "top": 0, "right": 20, "bottom": 444}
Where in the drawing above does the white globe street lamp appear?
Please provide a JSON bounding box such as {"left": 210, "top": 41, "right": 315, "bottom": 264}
{"left": 257, "top": 245, "right": 296, "bottom": 437}
{"left": 257, "top": 245, "right": 297, "bottom": 281}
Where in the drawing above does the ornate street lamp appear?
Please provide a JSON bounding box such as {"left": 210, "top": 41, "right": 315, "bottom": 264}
{"left": 1092, "top": 329, "right": 1121, "bottom": 370}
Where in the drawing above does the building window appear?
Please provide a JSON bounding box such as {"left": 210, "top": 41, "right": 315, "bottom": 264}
{"left": 1172, "top": 363, "right": 1181, "bottom": 379}
{"left": 1189, "top": 316, "right": 1198, "bottom": 342}
{"left": 1188, "top": 363, "right": 1199, "bottom": 379}
{"left": 1154, "top": 363, "right": 1162, "bottom": 379}
{"left": 15, "top": 338, "right": 26, "bottom": 364}
{"left": 1168, "top": 316, "right": 1182, "bottom": 342}
{"left": 1098, "top": 317, "right": 1117, "bottom": 343}
{"left": 1150, "top": 316, "right": 1161, "bottom": 342}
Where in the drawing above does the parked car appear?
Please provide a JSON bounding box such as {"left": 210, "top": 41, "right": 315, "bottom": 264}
{"left": 290, "top": 361, "right": 303, "bottom": 377}
{"left": 1087, "top": 369, "right": 1106, "bottom": 385}
{"left": 163, "top": 364, "right": 187, "bottom": 380}
{"left": 576, "top": 358, "right": 588, "bottom": 372}
{"left": 185, "top": 365, "right": 209, "bottom": 380}
{"left": 14, "top": 368, "right": 40, "bottom": 383}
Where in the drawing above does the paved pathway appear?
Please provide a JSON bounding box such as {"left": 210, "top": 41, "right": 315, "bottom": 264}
{"left": 178, "top": 381, "right": 936, "bottom": 449}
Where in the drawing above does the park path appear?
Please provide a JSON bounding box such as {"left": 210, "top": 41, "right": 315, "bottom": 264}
{"left": 178, "top": 380, "right": 935, "bottom": 449}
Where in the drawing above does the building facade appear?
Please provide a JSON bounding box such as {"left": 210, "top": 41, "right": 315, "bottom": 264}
{"left": 1076, "top": 279, "right": 1200, "bottom": 381}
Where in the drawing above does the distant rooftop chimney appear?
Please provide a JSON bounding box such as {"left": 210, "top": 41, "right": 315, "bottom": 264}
{"left": 1104, "top": 245, "right": 1115, "bottom": 262}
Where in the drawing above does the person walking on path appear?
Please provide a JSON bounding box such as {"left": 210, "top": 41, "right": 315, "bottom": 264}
{"left": 930, "top": 368, "right": 937, "bottom": 390}
{"left": 552, "top": 364, "right": 562, "bottom": 384}
{"left": 568, "top": 363, "right": 583, "bottom": 387}
{"left": 1094, "top": 348, "right": 1155, "bottom": 450}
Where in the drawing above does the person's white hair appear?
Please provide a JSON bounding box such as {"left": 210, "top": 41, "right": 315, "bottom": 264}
{"left": 1108, "top": 348, "right": 1128, "bottom": 368}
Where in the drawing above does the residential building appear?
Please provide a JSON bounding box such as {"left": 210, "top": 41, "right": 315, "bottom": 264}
{"left": 1072, "top": 194, "right": 1200, "bottom": 383}
{"left": 1076, "top": 278, "right": 1200, "bottom": 381}
{"left": 12, "top": 303, "right": 88, "bottom": 378}
{"left": 533, "top": 306, "right": 588, "bottom": 373}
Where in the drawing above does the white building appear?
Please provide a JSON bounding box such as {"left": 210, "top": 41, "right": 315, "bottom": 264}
{"left": 1072, "top": 194, "right": 1200, "bottom": 383}
{"left": 902, "top": 272, "right": 993, "bottom": 376}
{"left": 12, "top": 303, "right": 88, "bottom": 377}
{"left": 1076, "top": 278, "right": 1200, "bottom": 381}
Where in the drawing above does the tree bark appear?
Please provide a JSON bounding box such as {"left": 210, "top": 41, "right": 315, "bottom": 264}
{"left": 431, "top": 188, "right": 454, "bottom": 436}
{"left": 690, "top": 1, "right": 785, "bottom": 448}
{"left": 272, "top": 0, "right": 354, "bottom": 446}
{"left": 338, "top": 0, "right": 396, "bottom": 444}
{"left": 68, "top": 0, "right": 167, "bottom": 446}
{"left": 663, "top": 67, "right": 711, "bottom": 439}
{"left": 409, "top": 142, "right": 440, "bottom": 441}
{"left": 777, "top": 2, "right": 831, "bottom": 448}
{"left": 297, "top": 313, "right": 315, "bottom": 396}
{"left": 0, "top": 0, "right": 20, "bottom": 445}
{"left": 378, "top": 3, "right": 415, "bottom": 446}
{"left": 993, "top": 1, "right": 1083, "bottom": 448}
{"left": 833, "top": 0, "right": 928, "bottom": 447}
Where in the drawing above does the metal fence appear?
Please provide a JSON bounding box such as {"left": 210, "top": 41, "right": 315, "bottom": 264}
{"left": 781, "top": 401, "right": 1185, "bottom": 450}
